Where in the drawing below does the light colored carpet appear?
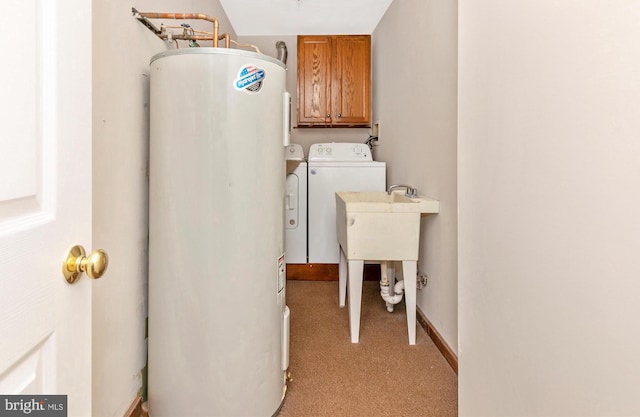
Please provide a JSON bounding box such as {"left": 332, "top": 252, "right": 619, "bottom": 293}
{"left": 278, "top": 280, "right": 458, "bottom": 417}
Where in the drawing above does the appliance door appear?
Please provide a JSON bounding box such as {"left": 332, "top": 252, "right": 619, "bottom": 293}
{"left": 285, "top": 164, "right": 308, "bottom": 264}
{"left": 308, "top": 162, "right": 386, "bottom": 263}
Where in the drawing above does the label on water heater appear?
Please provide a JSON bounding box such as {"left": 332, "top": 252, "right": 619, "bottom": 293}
{"left": 234, "top": 64, "right": 266, "bottom": 94}
{"left": 277, "top": 254, "right": 285, "bottom": 294}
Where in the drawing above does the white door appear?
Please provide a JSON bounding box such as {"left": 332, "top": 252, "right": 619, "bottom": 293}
{"left": 0, "top": 1, "right": 94, "bottom": 416}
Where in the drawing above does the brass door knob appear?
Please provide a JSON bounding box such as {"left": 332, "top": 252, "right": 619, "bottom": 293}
{"left": 62, "top": 245, "right": 109, "bottom": 284}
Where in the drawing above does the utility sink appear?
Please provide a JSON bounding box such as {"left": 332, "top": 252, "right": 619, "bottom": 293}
{"left": 335, "top": 190, "right": 440, "bottom": 345}
{"left": 336, "top": 191, "right": 439, "bottom": 213}
{"left": 335, "top": 191, "right": 440, "bottom": 261}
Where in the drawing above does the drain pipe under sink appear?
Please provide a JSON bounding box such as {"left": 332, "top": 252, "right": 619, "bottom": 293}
{"left": 379, "top": 261, "right": 405, "bottom": 312}
{"left": 381, "top": 280, "right": 405, "bottom": 312}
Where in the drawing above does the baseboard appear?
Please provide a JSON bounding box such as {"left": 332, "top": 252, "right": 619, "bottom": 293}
{"left": 286, "top": 263, "right": 338, "bottom": 280}
{"left": 286, "top": 263, "right": 381, "bottom": 281}
{"left": 416, "top": 307, "right": 458, "bottom": 374}
{"left": 123, "top": 396, "right": 148, "bottom": 417}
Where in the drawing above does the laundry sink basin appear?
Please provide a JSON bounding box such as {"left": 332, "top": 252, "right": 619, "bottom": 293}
{"left": 335, "top": 191, "right": 440, "bottom": 261}
{"left": 336, "top": 191, "right": 439, "bottom": 213}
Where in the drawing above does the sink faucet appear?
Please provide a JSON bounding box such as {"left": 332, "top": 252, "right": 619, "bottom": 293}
{"left": 387, "top": 184, "right": 418, "bottom": 198}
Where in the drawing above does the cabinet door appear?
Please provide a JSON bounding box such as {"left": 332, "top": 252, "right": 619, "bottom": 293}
{"left": 332, "top": 35, "right": 371, "bottom": 126}
{"left": 297, "top": 36, "right": 333, "bottom": 125}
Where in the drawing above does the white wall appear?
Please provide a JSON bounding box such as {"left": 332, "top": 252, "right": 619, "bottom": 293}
{"left": 458, "top": 1, "right": 640, "bottom": 415}
{"left": 238, "top": 35, "right": 373, "bottom": 156}
{"left": 91, "top": 2, "right": 236, "bottom": 416}
{"left": 372, "top": 0, "right": 458, "bottom": 351}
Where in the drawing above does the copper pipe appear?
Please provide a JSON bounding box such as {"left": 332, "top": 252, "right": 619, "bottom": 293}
{"left": 136, "top": 11, "right": 219, "bottom": 47}
{"left": 229, "top": 39, "right": 262, "bottom": 54}
{"left": 165, "top": 28, "right": 230, "bottom": 48}
{"left": 159, "top": 34, "right": 215, "bottom": 41}
{"left": 218, "top": 33, "right": 231, "bottom": 49}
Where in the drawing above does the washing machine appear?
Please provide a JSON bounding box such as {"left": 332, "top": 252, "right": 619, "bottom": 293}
{"left": 285, "top": 144, "right": 307, "bottom": 264}
{"left": 308, "top": 142, "right": 386, "bottom": 264}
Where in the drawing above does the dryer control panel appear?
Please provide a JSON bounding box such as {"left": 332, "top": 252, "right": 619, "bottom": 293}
{"left": 285, "top": 143, "right": 305, "bottom": 161}
{"left": 308, "top": 142, "right": 372, "bottom": 162}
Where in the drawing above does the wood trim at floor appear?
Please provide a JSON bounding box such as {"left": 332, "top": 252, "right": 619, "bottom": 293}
{"left": 123, "top": 396, "right": 148, "bottom": 417}
{"left": 286, "top": 263, "right": 381, "bottom": 281}
{"left": 416, "top": 306, "right": 458, "bottom": 374}
{"left": 286, "top": 263, "right": 338, "bottom": 280}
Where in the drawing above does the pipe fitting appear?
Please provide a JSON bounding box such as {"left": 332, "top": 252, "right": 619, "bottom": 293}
{"left": 276, "top": 41, "right": 288, "bottom": 65}
{"left": 380, "top": 280, "right": 405, "bottom": 312}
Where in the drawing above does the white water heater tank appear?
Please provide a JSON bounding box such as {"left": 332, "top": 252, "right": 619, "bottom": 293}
{"left": 148, "top": 48, "right": 290, "bottom": 416}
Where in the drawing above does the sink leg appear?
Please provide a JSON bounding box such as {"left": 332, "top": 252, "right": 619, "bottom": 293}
{"left": 403, "top": 260, "right": 417, "bottom": 345}
{"left": 347, "top": 260, "right": 364, "bottom": 343}
{"left": 339, "top": 247, "right": 347, "bottom": 308}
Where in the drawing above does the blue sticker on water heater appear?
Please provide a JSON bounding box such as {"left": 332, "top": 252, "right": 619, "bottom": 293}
{"left": 234, "top": 64, "right": 266, "bottom": 94}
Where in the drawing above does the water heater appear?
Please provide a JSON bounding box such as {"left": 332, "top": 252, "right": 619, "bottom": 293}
{"left": 148, "top": 48, "right": 290, "bottom": 416}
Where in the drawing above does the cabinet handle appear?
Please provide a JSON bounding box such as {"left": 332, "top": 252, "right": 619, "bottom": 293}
{"left": 326, "top": 114, "right": 331, "bottom": 118}
{"left": 337, "top": 113, "right": 342, "bottom": 118}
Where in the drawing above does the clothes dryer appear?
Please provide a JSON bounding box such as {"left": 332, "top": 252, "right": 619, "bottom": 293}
{"left": 307, "top": 143, "right": 386, "bottom": 264}
{"left": 285, "top": 144, "right": 307, "bottom": 264}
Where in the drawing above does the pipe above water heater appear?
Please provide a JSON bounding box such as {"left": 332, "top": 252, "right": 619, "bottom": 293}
{"left": 133, "top": 8, "right": 265, "bottom": 53}
{"left": 276, "top": 41, "right": 288, "bottom": 65}
{"left": 132, "top": 8, "right": 220, "bottom": 47}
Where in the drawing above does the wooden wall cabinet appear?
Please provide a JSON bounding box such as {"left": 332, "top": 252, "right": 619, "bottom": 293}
{"left": 297, "top": 35, "right": 371, "bottom": 127}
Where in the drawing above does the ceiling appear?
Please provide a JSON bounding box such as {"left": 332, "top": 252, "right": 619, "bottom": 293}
{"left": 218, "top": 0, "right": 394, "bottom": 36}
